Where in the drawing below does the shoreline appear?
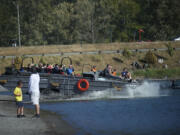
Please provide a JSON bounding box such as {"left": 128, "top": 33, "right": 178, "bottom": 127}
{"left": 0, "top": 99, "right": 76, "bottom": 135}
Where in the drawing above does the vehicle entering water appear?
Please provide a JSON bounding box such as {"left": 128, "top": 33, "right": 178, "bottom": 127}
{"left": 1, "top": 56, "right": 180, "bottom": 101}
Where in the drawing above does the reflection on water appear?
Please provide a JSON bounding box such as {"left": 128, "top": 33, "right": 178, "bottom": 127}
{"left": 40, "top": 89, "right": 180, "bottom": 135}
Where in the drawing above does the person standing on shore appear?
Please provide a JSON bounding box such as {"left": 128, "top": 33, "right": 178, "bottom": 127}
{"left": 28, "top": 67, "right": 40, "bottom": 118}
{"left": 14, "top": 80, "right": 25, "bottom": 118}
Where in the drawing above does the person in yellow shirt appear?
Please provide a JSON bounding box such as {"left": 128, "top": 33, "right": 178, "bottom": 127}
{"left": 14, "top": 80, "right": 25, "bottom": 118}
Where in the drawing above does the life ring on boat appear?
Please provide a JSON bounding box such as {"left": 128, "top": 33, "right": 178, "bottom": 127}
{"left": 77, "top": 79, "right": 89, "bottom": 92}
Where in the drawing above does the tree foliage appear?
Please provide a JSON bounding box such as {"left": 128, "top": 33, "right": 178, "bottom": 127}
{"left": 0, "top": 0, "right": 179, "bottom": 46}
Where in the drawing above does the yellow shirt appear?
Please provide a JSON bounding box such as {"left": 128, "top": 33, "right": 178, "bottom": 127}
{"left": 14, "top": 87, "right": 23, "bottom": 101}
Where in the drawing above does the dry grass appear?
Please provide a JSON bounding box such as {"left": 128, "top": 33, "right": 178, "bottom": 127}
{"left": 0, "top": 41, "right": 180, "bottom": 56}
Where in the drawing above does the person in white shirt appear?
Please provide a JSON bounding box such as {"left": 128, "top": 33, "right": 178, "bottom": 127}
{"left": 29, "top": 67, "right": 40, "bottom": 118}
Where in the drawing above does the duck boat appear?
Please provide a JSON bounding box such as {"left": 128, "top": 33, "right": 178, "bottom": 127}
{"left": 0, "top": 57, "right": 179, "bottom": 99}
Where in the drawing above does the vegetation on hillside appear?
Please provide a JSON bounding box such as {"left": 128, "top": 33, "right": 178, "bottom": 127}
{"left": 166, "top": 43, "right": 174, "bottom": 57}
{"left": 133, "top": 68, "right": 180, "bottom": 79}
{"left": 0, "top": 0, "right": 180, "bottom": 46}
{"left": 144, "top": 51, "right": 157, "bottom": 64}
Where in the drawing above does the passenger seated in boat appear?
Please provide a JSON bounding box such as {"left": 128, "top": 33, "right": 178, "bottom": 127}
{"left": 112, "top": 69, "right": 117, "bottom": 76}
{"left": 59, "top": 65, "right": 64, "bottom": 75}
{"left": 66, "top": 65, "right": 74, "bottom": 76}
{"left": 47, "top": 64, "right": 53, "bottom": 73}
{"left": 27, "top": 64, "right": 34, "bottom": 72}
{"left": 27, "top": 64, "right": 32, "bottom": 72}
{"left": 120, "top": 68, "right": 131, "bottom": 80}
{"left": 34, "top": 64, "right": 40, "bottom": 73}
{"left": 44, "top": 64, "right": 48, "bottom": 73}
{"left": 62, "top": 65, "right": 66, "bottom": 73}
{"left": 101, "top": 65, "right": 122, "bottom": 80}
{"left": 41, "top": 63, "right": 46, "bottom": 73}
{"left": 37, "top": 63, "right": 43, "bottom": 73}
{"left": 91, "top": 66, "right": 97, "bottom": 73}
{"left": 20, "top": 66, "right": 25, "bottom": 72}
{"left": 103, "top": 64, "right": 112, "bottom": 77}
{"left": 53, "top": 64, "right": 59, "bottom": 74}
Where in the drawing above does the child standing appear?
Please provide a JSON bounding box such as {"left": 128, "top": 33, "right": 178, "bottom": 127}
{"left": 14, "top": 80, "right": 25, "bottom": 118}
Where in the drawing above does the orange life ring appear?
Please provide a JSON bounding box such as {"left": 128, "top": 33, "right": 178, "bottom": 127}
{"left": 77, "top": 79, "right": 89, "bottom": 92}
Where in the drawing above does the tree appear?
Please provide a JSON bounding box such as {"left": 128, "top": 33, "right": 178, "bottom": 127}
{"left": 0, "top": 0, "right": 17, "bottom": 46}
{"left": 0, "top": 0, "right": 179, "bottom": 46}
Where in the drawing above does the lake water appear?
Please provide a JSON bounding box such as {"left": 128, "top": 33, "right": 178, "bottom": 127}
{"left": 39, "top": 83, "right": 180, "bottom": 135}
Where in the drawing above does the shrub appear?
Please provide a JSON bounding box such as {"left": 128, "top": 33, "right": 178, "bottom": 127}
{"left": 166, "top": 43, "right": 174, "bottom": 56}
{"left": 144, "top": 51, "right": 157, "bottom": 64}
{"left": 75, "top": 60, "right": 81, "bottom": 66}
{"left": 91, "top": 55, "right": 101, "bottom": 62}
{"left": 14, "top": 56, "right": 22, "bottom": 70}
{"left": 39, "top": 56, "right": 46, "bottom": 64}
{"left": 133, "top": 68, "right": 180, "bottom": 79}
{"left": 122, "top": 48, "right": 131, "bottom": 58}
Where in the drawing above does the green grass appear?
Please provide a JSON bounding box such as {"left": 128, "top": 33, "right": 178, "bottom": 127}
{"left": 133, "top": 68, "right": 180, "bottom": 79}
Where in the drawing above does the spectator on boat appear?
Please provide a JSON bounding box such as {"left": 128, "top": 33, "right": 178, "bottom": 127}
{"left": 104, "top": 64, "right": 113, "bottom": 77}
{"left": 120, "top": 68, "right": 132, "bottom": 80}
{"left": 37, "top": 63, "right": 43, "bottom": 73}
{"left": 41, "top": 64, "right": 47, "bottom": 73}
{"left": 27, "top": 64, "right": 32, "bottom": 72}
{"left": 27, "top": 63, "right": 35, "bottom": 73}
{"left": 45, "top": 64, "right": 49, "bottom": 73}
{"left": 59, "top": 65, "right": 64, "bottom": 75}
{"left": 28, "top": 67, "right": 40, "bottom": 118}
{"left": 66, "top": 65, "right": 74, "bottom": 76}
{"left": 91, "top": 66, "right": 97, "bottom": 73}
{"left": 102, "top": 64, "right": 109, "bottom": 76}
{"left": 20, "top": 66, "right": 25, "bottom": 72}
{"left": 47, "top": 64, "right": 53, "bottom": 73}
{"left": 100, "top": 64, "right": 122, "bottom": 80}
{"left": 53, "top": 64, "right": 59, "bottom": 74}
{"left": 62, "top": 65, "right": 66, "bottom": 72}
{"left": 112, "top": 69, "right": 117, "bottom": 76}
{"left": 109, "top": 65, "right": 113, "bottom": 73}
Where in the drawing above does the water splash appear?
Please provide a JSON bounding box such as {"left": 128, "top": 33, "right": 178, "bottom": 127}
{"left": 66, "top": 90, "right": 112, "bottom": 101}
{"left": 40, "top": 81, "right": 170, "bottom": 102}
{"left": 126, "top": 81, "right": 161, "bottom": 98}
{"left": 69, "top": 81, "right": 169, "bottom": 101}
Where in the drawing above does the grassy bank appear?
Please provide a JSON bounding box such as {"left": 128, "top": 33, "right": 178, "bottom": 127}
{"left": 133, "top": 68, "right": 180, "bottom": 79}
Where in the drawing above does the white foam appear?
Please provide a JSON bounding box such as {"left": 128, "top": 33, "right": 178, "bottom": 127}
{"left": 126, "top": 81, "right": 160, "bottom": 98}
{"left": 68, "top": 81, "right": 169, "bottom": 101}
{"left": 40, "top": 81, "right": 170, "bottom": 102}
